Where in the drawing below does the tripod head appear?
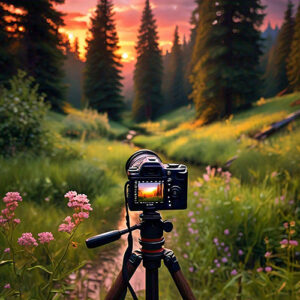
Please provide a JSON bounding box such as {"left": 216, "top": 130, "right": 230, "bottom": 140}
{"left": 86, "top": 211, "right": 173, "bottom": 249}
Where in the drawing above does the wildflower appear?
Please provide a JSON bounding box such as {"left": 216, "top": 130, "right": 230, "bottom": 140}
{"left": 280, "top": 239, "right": 289, "bottom": 248}
{"left": 289, "top": 240, "right": 298, "bottom": 246}
{"left": 238, "top": 232, "right": 243, "bottom": 237}
{"left": 227, "top": 253, "right": 231, "bottom": 257}
{"left": 280, "top": 195, "right": 285, "bottom": 202}
{"left": 58, "top": 216, "right": 76, "bottom": 234}
{"left": 38, "top": 232, "right": 54, "bottom": 244}
{"left": 264, "top": 251, "right": 272, "bottom": 258}
{"left": 224, "top": 229, "right": 230, "bottom": 235}
{"left": 220, "top": 242, "right": 224, "bottom": 247}
{"left": 13, "top": 219, "right": 20, "bottom": 224}
{"left": 265, "top": 266, "right": 272, "bottom": 272}
{"left": 188, "top": 227, "right": 194, "bottom": 234}
{"left": 283, "top": 222, "right": 289, "bottom": 229}
{"left": 231, "top": 269, "right": 238, "bottom": 276}
{"left": 216, "top": 263, "right": 221, "bottom": 268}
{"left": 190, "top": 218, "right": 196, "bottom": 223}
{"left": 193, "top": 191, "right": 199, "bottom": 196}
{"left": 203, "top": 174, "right": 210, "bottom": 182}
{"left": 188, "top": 211, "right": 194, "bottom": 217}
{"left": 217, "top": 167, "right": 222, "bottom": 173}
{"left": 256, "top": 267, "right": 263, "bottom": 273}
{"left": 18, "top": 233, "right": 38, "bottom": 247}
{"left": 186, "top": 242, "right": 190, "bottom": 246}
{"left": 45, "top": 197, "right": 50, "bottom": 202}
{"left": 4, "top": 248, "right": 10, "bottom": 253}
{"left": 238, "top": 249, "right": 244, "bottom": 256}
{"left": 271, "top": 171, "right": 278, "bottom": 178}
{"left": 213, "top": 238, "right": 219, "bottom": 245}
{"left": 210, "top": 269, "right": 215, "bottom": 273}
{"left": 189, "top": 267, "right": 194, "bottom": 272}
{"left": 4, "top": 283, "right": 10, "bottom": 289}
{"left": 214, "top": 259, "right": 219, "bottom": 264}
{"left": 183, "top": 253, "right": 188, "bottom": 259}
{"left": 290, "top": 221, "right": 296, "bottom": 227}
{"left": 221, "top": 257, "right": 228, "bottom": 263}
{"left": 224, "top": 247, "right": 229, "bottom": 252}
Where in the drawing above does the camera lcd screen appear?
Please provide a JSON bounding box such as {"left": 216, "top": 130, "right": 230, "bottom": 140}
{"left": 138, "top": 182, "right": 164, "bottom": 202}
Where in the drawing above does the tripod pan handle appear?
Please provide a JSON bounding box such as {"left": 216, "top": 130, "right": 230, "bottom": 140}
{"left": 86, "top": 230, "right": 121, "bottom": 248}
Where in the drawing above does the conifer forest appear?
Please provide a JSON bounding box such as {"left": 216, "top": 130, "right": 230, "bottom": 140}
{"left": 0, "top": 0, "right": 300, "bottom": 299}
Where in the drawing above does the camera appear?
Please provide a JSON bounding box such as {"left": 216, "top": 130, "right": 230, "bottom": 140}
{"left": 125, "top": 149, "right": 188, "bottom": 211}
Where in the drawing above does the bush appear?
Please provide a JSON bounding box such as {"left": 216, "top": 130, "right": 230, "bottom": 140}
{"left": 0, "top": 71, "right": 49, "bottom": 156}
{"left": 61, "top": 106, "right": 111, "bottom": 140}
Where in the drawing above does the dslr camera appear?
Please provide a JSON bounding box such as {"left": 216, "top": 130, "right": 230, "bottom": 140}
{"left": 126, "top": 150, "right": 188, "bottom": 211}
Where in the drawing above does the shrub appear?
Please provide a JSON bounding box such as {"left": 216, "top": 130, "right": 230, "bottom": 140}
{"left": 61, "top": 106, "right": 111, "bottom": 140}
{"left": 0, "top": 71, "right": 49, "bottom": 156}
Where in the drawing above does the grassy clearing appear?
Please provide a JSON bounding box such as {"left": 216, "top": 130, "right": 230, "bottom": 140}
{"left": 134, "top": 93, "right": 300, "bottom": 182}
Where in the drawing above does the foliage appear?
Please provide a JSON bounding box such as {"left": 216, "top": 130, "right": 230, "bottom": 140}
{"left": 165, "top": 26, "right": 188, "bottom": 110}
{"left": 160, "top": 167, "right": 300, "bottom": 299}
{"left": 132, "top": 0, "right": 163, "bottom": 122}
{"left": 0, "top": 71, "right": 49, "bottom": 156}
{"left": 0, "top": 191, "right": 93, "bottom": 299}
{"left": 273, "top": 0, "right": 295, "bottom": 94}
{"left": 84, "top": 0, "right": 124, "bottom": 120}
{"left": 287, "top": 3, "right": 300, "bottom": 92}
{"left": 134, "top": 93, "right": 300, "bottom": 181}
{"left": 190, "top": 0, "right": 265, "bottom": 122}
{"left": 12, "top": 0, "right": 66, "bottom": 111}
{"left": 61, "top": 105, "right": 111, "bottom": 140}
{"left": 0, "top": 2, "right": 15, "bottom": 84}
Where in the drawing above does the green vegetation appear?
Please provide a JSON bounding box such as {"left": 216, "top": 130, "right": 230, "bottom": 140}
{"left": 132, "top": 0, "right": 163, "bottom": 121}
{"left": 84, "top": 0, "right": 124, "bottom": 120}
{"left": 134, "top": 93, "right": 300, "bottom": 182}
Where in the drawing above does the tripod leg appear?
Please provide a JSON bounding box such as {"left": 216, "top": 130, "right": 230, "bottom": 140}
{"left": 105, "top": 252, "right": 142, "bottom": 300}
{"left": 163, "top": 249, "right": 197, "bottom": 300}
{"left": 146, "top": 267, "right": 159, "bottom": 300}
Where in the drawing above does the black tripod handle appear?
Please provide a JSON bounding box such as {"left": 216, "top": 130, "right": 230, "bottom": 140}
{"left": 86, "top": 224, "right": 141, "bottom": 248}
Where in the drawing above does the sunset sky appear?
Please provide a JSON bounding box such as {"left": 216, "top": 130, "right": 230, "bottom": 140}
{"left": 57, "top": 0, "right": 297, "bottom": 96}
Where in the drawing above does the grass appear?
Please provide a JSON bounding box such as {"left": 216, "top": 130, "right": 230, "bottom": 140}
{"left": 134, "top": 93, "right": 300, "bottom": 181}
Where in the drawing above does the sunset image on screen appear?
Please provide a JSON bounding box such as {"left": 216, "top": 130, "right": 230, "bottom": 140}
{"left": 138, "top": 182, "right": 164, "bottom": 202}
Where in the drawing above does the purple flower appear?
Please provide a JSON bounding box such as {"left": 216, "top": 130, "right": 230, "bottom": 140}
{"left": 231, "top": 269, "right": 238, "bottom": 276}
{"left": 216, "top": 263, "right": 221, "bottom": 268}
{"left": 210, "top": 269, "right": 215, "bottom": 273}
{"left": 265, "top": 266, "right": 272, "bottom": 273}
{"left": 224, "top": 229, "right": 230, "bottom": 235}
{"left": 214, "top": 259, "right": 219, "bottom": 264}
{"left": 264, "top": 251, "right": 271, "bottom": 258}
{"left": 4, "top": 248, "right": 10, "bottom": 253}
{"left": 220, "top": 242, "right": 225, "bottom": 247}
{"left": 213, "top": 238, "right": 219, "bottom": 245}
{"left": 227, "top": 253, "right": 231, "bottom": 257}
{"left": 183, "top": 253, "right": 188, "bottom": 259}
{"left": 280, "top": 239, "right": 288, "bottom": 245}
{"left": 188, "top": 211, "right": 194, "bottom": 217}
{"left": 256, "top": 267, "right": 263, "bottom": 272}
{"left": 224, "top": 247, "right": 229, "bottom": 252}
{"left": 290, "top": 240, "right": 298, "bottom": 246}
{"left": 190, "top": 218, "right": 196, "bottom": 223}
{"left": 4, "top": 283, "right": 10, "bottom": 289}
{"left": 186, "top": 241, "right": 190, "bottom": 246}
{"left": 193, "top": 191, "right": 199, "bottom": 196}
{"left": 189, "top": 267, "right": 194, "bottom": 272}
{"left": 221, "top": 257, "right": 228, "bottom": 263}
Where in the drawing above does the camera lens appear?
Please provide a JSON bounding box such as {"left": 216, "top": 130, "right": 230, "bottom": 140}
{"left": 125, "top": 149, "right": 162, "bottom": 172}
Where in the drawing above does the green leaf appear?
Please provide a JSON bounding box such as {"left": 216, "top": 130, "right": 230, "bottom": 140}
{"left": 57, "top": 260, "right": 87, "bottom": 280}
{"left": 223, "top": 273, "right": 242, "bottom": 291}
{"left": 0, "top": 260, "right": 13, "bottom": 267}
{"left": 27, "top": 265, "right": 53, "bottom": 274}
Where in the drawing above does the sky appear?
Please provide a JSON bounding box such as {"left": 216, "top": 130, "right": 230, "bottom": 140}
{"left": 57, "top": 0, "right": 298, "bottom": 97}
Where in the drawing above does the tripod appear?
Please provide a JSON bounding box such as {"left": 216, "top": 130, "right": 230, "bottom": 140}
{"left": 86, "top": 211, "right": 196, "bottom": 300}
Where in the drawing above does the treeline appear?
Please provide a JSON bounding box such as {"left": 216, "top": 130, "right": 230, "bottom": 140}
{"left": 1, "top": 0, "right": 300, "bottom": 123}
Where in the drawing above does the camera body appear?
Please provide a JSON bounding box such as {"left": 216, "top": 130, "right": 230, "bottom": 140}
{"left": 126, "top": 150, "right": 187, "bottom": 211}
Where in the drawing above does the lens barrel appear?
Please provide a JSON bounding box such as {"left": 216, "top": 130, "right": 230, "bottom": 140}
{"left": 125, "top": 149, "right": 162, "bottom": 172}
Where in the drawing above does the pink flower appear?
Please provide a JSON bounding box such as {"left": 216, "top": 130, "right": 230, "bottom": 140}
{"left": 231, "top": 269, "right": 238, "bottom": 276}
{"left": 203, "top": 174, "right": 210, "bottom": 182}
{"left": 4, "top": 283, "right": 10, "bottom": 289}
{"left": 190, "top": 218, "right": 196, "bottom": 223}
{"left": 238, "top": 249, "right": 244, "bottom": 256}
{"left": 210, "top": 269, "right": 215, "bottom": 273}
{"left": 280, "top": 239, "right": 288, "bottom": 245}
{"left": 188, "top": 227, "right": 194, "bottom": 234}
{"left": 221, "top": 257, "right": 228, "bottom": 263}
{"left": 264, "top": 251, "right": 272, "bottom": 258}
{"left": 4, "top": 248, "right": 10, "bottom": 253}
{"left": 186, "top": 242, "right": 190, "bottom": 246}
{"left": 256, "top": 267, "right": 263, "bottom": 273}
{"left": 289, "top": 240, "right": 298, "bottom": 246}
{"left": 183, "top": 253, "right": 188, "bottom": 259}
{"left": 18, "top": 233, "right": 38, "bottom": 247}
{"left": 193, "top": 191, "right": 199, "bottom": 196}
{"left": 265, "top": 266, "right": 272, "bottom": 272}
{"left": 283, "top": 222, "right": 289, "bottom": 229}
{"left": 224, "top": 229, "right": 230, "bottom": 235}
{"left": 189, "top": 267, "right": 194, "bottom": 272}
{"left": 188, "top": 211, "right": 194, "bottom": 217}
{"left": 38, "top": 232, "right": 54, "bottom": 244}
{"left": 58, "top": 216, "right": 76, "bottom": 234}
{"left": 3, "top": 192, "right": 22, "bottom": 203}
{"left": 213, "top": 238, "right": 219, "bottom": 245}
{"left": 13, "top": 219, "right": 20, "bottom": 224}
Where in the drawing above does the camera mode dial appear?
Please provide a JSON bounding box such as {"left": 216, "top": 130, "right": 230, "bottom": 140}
{"left": 170, "top": 186, "right": 181, "bottom": 199}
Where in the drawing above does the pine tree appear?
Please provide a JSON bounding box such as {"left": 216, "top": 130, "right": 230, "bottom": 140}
{"left": 132, "top": 0, "right": 163, "bottom": 122}
{"left": 13, "top": 0, "right": 66, "bottom": 111}
{"left": 73, "top": 37, "right": 80, "bottom": 59}
{"left": 84, "top": 0, "right": 124, "bottom": 120}
{"left": 190, "top": 0, "right": 265, "bottom": 122}
{"left": 0, "top": 1, "right": 17, "bottom": 84}
{"left": 167, "top": 26, "right": 188, "bottom": 109}
{"left": 287, "top": 3, "right": 300, "bottom": 91}
{"left": 274, "top": 0, "right": 295, "bottom": 93}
